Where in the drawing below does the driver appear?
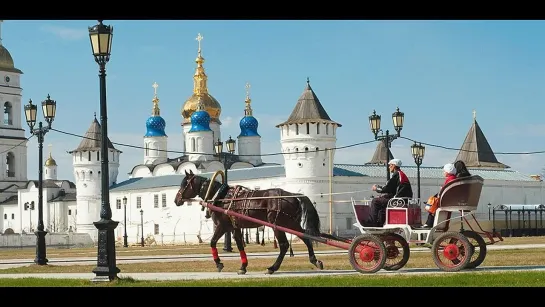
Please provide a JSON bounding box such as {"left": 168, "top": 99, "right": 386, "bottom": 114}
{"left": 366, "top": 159, "right": 413, "bottom": 227}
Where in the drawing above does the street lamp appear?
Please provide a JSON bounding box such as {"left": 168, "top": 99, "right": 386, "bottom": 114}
{"left": 411, "top": 142, "right": 425, "bottom": 201}
{"left": 88, "top": 19, "right": 119, "bottom": 281}
{"left": 214, "top": 136, "right": 236, "bottom": 252}
{"left": 24, "top": 95, "right": 57, "bottom": 266}
{"left": 122, "top": 196, "right": 128, "bottom": 248}
{"left": 369, "top": 107, "right": 405, "bottom": 180}
{"left": 140, "top": 209, "right": 144, "bottom": 247}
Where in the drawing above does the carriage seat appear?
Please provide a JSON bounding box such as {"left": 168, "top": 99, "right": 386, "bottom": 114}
{"left": 385, "top": 197, "right": 421, "bottom": 226}
{"left": 438, "top": 175, "right": 484, "bottom": 213}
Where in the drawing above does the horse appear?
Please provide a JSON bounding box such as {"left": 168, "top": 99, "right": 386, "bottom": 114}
{"left": 174, "top": 169, "right": 324, "bottom": 275}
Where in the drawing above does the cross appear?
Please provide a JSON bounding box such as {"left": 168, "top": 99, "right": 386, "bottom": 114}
{"left": 196, "top": 33, "right": 203, "bottom": 51}
{"left": 0, "top": 20, "right": 3, "bottom": 46}
{"left": 48, "top": 144, "right": 53, "bottom": 156}
{"left": 152, "top": 82, "right": 159, "bottom": 96}
{"left": 473, "top": 109, "right": 476, "bottom": 120}
{"left": 245, "top": 82, "right": 251, "bottom": 98}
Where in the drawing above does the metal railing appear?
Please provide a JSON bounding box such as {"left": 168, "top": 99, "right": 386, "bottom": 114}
{"left": 491, "top": 204, "right": 545, "bottom": 237}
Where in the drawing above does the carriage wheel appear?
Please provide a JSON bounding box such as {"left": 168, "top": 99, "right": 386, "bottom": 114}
{"left": 348, "top": 234, "right": 386, "bottom": 274}
{"left": 380, "top": 233, "right": 410, "bottom": 271}
{"left": 461, "top": 230, "right": 487, "bottom": 269}
{"left": 431, "top": 231, "right": 473, "bottom": 272}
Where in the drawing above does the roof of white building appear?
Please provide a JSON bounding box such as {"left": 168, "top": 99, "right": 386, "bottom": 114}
{"left": 109, "top": 163, "right": 539, "bottom": 193}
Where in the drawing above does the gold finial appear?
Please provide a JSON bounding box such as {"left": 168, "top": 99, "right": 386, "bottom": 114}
{"left": 48, "top": 144, "right": 52, "bottom": 158}
{"left": 151, "top": 82, "right": 160, "bottom": 116}
{"left": 193, "top": 33, "right": 209, "bottom": 96}
{"left": 244, "top": 82, "right": 253, "bottom": 116}
{"left": 473, "top": 109, "right": 476, "bottom": 120}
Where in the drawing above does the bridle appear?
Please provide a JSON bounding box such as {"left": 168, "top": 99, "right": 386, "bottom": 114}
{"left": 176, "top": 175, "right": 197, "bottom": 205}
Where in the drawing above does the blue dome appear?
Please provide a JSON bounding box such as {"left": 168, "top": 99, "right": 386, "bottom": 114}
{"left": 144, "top": 116, "right": 167, "bottom": 137}
{"left": 238, "top": 115, "right": 260, "bottom": 137}
{"left": 189, "top": 110, "right": 212, "bottom": 132}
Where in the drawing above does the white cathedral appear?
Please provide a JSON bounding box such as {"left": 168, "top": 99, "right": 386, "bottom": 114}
{"left": 1, "top": 27, "right": 544, "bottom": 246}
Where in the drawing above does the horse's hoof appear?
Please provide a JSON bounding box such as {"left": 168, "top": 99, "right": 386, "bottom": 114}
{"left": 315, "top": 260, "right": 324, "bottom": 270}
{"left": 266, "top": 269, "right": 275, "bottom": 275}
{"left": 237, "top": 269, "right": 247, "bottom": 275}
{"left": 217, "top": 263, "right": 224, "bottom": 272}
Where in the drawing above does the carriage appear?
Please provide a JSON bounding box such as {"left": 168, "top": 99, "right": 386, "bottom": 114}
{"left": 175, "top": 170, "right": 503, "bottom": 275}
{"left": 349, "top": 174, "right": 504, "bottom": 273}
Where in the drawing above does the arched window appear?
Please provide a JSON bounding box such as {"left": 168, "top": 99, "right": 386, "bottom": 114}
{"left": 5, "top": 152, "right": 15, "bottom": 177}
{"left": 3, "top": 102, "right": 12, "bottom": 125}
{"left": 191, "top": 138, "right": 196, "bottom": 153}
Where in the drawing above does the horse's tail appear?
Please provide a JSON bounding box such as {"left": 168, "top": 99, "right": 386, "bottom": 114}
{"left": 298, "top": 196, "right": 321, "bottom": 236}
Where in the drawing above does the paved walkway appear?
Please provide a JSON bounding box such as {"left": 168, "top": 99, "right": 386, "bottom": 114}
{"left": 0, "top": 243, "right": 543, "bottom": 281}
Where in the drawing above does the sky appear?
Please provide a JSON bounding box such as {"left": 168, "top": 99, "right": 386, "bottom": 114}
{"left": 2, "top": 20, "right": 545, "bottom": 183}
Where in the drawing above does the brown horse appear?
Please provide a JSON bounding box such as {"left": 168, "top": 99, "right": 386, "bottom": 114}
{"left": 174, "top": 170, "right": 324, "bottom": 275}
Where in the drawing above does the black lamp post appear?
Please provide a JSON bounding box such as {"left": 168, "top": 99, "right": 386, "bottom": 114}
{"left": 488, "top": 203, "right": 491, "bottom": 220}
{"left": 88, "top": 19, "right": 119, "bottom": 281}
{"left": 369, "top": 108, "right": 405, "bottom": 180}
{"left": 214, "top": 136, "right": 236, "bottom": 252}
{"left": 24, "top": 95, "right": 57, "bottom": 266}
{"left": 140, "top": 209, "right": 144, "bottom": 247}
{"left": 122, "top": 196, "right": 128, "bottom": 248}
{"left": 411, "top": 142, "right": 425, "bottom": 201}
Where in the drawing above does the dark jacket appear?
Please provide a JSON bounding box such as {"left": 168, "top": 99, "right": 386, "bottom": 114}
{"left": 376, "top": 169, "right": 413, "bottom": 198}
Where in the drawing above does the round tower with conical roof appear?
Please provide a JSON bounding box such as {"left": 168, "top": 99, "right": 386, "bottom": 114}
{"left": 44, "top": 144, "right": 57, "bottom": 180}
{"left": 69, "top": 114, "right": 122, "bottom": 241}
{"left": 181, "top": 33, "right": 222, "bottom": 152}
{"left": 237, "top": 83, "right": 262, "bottom": 165}
{"left": 276, "top": 79, "right": 341, "bottom": 179}
{"left": 144, "top": 82, "right": 168, "bottom": 165}
{"left": 0, "top": 20, "right": 28, "bottom": 185}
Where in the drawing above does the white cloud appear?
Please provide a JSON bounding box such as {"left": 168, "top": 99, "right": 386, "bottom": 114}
{"left": 40, "top": 25, "right": 88, "bottom": 41}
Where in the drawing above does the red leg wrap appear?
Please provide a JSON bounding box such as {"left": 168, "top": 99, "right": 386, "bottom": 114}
{"left": 211, "top": 247, "right": 219, "bottom": 260}
{"left": 240, "top": 251, "right": 248, "bottom": 264}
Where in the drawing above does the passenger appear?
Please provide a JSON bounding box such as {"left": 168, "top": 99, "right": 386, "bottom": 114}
{"left": 366, "top": 159, "right": 413, "bottom": 227}
{"left": 422, "top": 163, "right": 457, "bottom": 228}
{"left": 454, "top": 160, "right": 471, "bottom": 178}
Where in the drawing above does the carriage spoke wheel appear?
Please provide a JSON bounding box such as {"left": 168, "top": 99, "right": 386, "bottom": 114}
{"left": 461, "top": 230, "right": 487, "bottom": 269}
{"left": 431, "top": 231, "right": 473, "bottom": 272}
{"left": 380, "top": 233, "right": 410, "bottom": 271}
{"left": 348, "top": 234, "right": 386, "bottom": 274}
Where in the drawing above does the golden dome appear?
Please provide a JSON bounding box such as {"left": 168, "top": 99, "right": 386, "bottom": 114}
{"left": 182, "top": 93, "right": 221, "bottom": 121}
{"left": 45, "top": 153, "right": 57, "bottom": 167}
{"left": 0, "top": 45, "right": 22, "bottom": 74}
{"left": 181, "top": 33, "right": 221, "bottom": 123}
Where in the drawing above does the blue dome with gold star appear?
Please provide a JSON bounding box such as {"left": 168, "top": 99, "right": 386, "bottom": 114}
{"left": 239, "top": 115, "right": 259, "bottom": 137}
{"left": 145, "top": 116, "right": 167, "bottom": 137}
{"left": 189, "top": 109, "right": 211, "bottom": 132}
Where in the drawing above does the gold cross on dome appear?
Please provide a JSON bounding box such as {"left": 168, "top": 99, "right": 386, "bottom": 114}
{"left": 473, "top": 109, "right": 476, "bottom": 120}
{"left": 152, "top": 82, "right": 159, "bottom": 96}
{"left": 196, "top": 33, "right": 203, "bottom": 51}
{"left": 245, "top": 82, "right": 251, "bottom": 98}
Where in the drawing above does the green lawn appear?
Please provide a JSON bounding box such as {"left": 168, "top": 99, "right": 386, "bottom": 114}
{"left": 0, "top": 271, "right": 543, "bottom": 287}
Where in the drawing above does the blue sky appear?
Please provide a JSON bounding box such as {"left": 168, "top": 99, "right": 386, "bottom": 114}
{"left": 3, "top": 20, "right": 545, "bottom": 182}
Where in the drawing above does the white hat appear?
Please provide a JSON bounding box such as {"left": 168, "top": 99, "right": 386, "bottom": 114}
{"left": 443, "top": 163, "right": 456, "bottom": 175}
{"left": 388, "top": 159, "right": 402, "bottom": 167}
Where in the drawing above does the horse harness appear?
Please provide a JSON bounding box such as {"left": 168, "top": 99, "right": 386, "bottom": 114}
{"left": 197, "top": 178, "right": 302, "bottom": 229}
